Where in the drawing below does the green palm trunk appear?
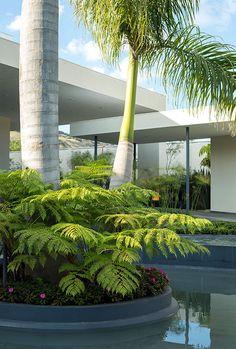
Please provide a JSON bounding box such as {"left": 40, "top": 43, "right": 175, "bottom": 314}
{"left": 110, "top": 53, "right": 139, "bottom": 188}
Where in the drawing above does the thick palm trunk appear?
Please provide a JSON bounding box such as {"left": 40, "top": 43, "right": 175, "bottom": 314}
{"left": 19, "top": 0, "right": 60, "bottom": 187}
{"left": 110, "top": 53, "right": 139, "bottom": 188}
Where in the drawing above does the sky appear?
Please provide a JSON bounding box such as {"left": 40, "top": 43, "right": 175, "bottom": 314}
{"left": 0, "top": 0, "right": 236, "bottom": 112}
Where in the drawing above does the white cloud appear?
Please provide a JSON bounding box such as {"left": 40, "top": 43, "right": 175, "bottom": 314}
{"left": 110, "top": 57, "right": 129, "bottom": 80}
{"left": 92, "top": 66, "right": 105, "bottom": 74}
{"left": 7, "top": 15, "right": 22, "bottom": 31}
{"left": 65, "top": 39, "right": 102, "bottom": 61}
{"left": 196, "top": 0, "right": 236, "bottom": 31}
{"left": 59, "top": 2, "right": 64, "bottom": 16}
{"left": 110, "top": 56, "right": 148, "bottom": 85}
{"left": 6, "top": 2, "right": 64, "bottom": 32}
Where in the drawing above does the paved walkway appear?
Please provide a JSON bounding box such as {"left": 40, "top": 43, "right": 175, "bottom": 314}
{"left": 191, "top": 210, "right": 236, "bottom": 222}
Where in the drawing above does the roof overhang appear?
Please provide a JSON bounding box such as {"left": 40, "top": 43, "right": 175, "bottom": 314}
{"left": 0, "top": 37, "right": 166, "bottom": 130}
{"left": 70, "top": 108, "right": 233, "bottom": 144}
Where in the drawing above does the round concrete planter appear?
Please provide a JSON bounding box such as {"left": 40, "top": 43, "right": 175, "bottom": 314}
{"left": 0, "top": 287, "right": 178, "bottom": 331}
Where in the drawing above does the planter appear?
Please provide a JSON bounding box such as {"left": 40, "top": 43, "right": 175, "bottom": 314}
{"left": 0, "top": 287, "right": 178, "bottom": 331}
{"left": 142, "top": 235, "right": 236, "bottom": 269}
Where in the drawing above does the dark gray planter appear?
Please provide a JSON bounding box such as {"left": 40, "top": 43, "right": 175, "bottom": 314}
{"left": 0, "top": 287, "right": 178, "bottom": 330}
{"left": 142, "top": 235, "right": 236, "bottom": 269}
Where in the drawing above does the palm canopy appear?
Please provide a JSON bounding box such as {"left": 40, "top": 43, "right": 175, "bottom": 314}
{"left": 70, "top": 0, "right": 235, "bottom": 118}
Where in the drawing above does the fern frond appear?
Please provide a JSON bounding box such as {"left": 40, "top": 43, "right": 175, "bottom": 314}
{"left": 97, "top": 213, "right": 142, "bottom": 229}
{"left": 59, "top": 273, "right": 85, "bottom": 296}
{"left": 156, "top": 213, "right": 212, "bottom": 233}
{"left": 8, "top": 255, "right": 38, "bottom": 272}
{"left": 114, "top": 183, "right": 158, "bottom": 207}
{"left": 14, "top": 227, "right": 78, "bottom": 256}
{"left": 52, "top": 223, "right": 99, "bottom": 243}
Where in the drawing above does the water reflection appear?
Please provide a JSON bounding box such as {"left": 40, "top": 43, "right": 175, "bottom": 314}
{"left": 0, "top": 267, "right": 236, "bottom": 349}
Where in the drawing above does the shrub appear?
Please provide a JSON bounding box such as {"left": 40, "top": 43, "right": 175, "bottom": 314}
{"left": 71, "top": 151, "right": 93, "bottom": 169}
{"left": 136, "top": 170, "right": 210, "bottom": 210}
{"left": 0, "top": 168, "right": 209, "bottom": 302}
{"left": 0, "top": 266, "right": 169, "bottom": 305}
{"left": 9, "top": 140, "right": 21, "bottom": 152}
{"left": 198, "top": 221, "right": 236, "bottom": 235}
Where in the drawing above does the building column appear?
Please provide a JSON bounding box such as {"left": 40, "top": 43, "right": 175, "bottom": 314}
{"left": 211, "top": 136, "right": 236, "bottom": 213}
{"left": 0, "top": 116, "right": 10, "bottom": 170}
{"left": 94, "top": 135, "right": 98, "bottom": 160}
{"left": 133, "top": 143, "right": 137, "bottom": 181}
{"left": 186, "top": 127, "right": 190, "bottom": 213}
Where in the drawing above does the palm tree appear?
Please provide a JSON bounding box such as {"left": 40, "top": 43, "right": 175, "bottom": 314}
{"left": 70, "top": 0, "right": 236, "bottom": 188}
{"left": 19, "top": 0, "right": 60, "bottom": 187}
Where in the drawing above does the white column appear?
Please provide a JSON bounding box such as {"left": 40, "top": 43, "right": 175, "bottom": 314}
{"left": 211, "top": 136, "right": 236, "bottom": 213}
{"left": 137, "top": 143, "right": 159, "bottom": 179}
{"left": 0, "top": 116, "right": 10, "bottom": 170}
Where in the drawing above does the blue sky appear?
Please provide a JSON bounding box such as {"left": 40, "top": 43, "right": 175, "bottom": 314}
{"left": 1, "top": 0, "right": 236, "bottom": 106}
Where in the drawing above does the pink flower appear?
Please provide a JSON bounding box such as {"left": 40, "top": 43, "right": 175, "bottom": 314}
{"left": 39, "top": 293, "right": 46, "bottom": 299}
{"left": 8, "top": 287, "right": 14, "bottom": 294}
{"left": 152, "top": 278, "right": 156, "bottom": 284}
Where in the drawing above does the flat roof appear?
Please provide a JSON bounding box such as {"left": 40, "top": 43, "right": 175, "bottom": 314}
{"left": 0, "top": 37, "right": 166, "bottom": 130}
{"left": 70, "top": 108, "right": 232, "bottom": 144}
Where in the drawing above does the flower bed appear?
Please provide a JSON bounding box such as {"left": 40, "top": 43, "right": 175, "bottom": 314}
{"left": 0, "top": 266, "right": 169, "bottom": 306}
{"left": 0, "top": 267, "right": 178, "bottom": 330}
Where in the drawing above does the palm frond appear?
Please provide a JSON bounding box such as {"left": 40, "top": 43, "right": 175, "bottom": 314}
{"left": 154, "top": 26, "right": 236, "bottom": 119}
{"left": 70, "top": 0, "right": 200, "bottom": 63}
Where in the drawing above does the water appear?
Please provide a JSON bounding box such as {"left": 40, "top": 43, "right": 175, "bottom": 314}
{"left": 0, "top": 266, "right": 236, "bottom": 349}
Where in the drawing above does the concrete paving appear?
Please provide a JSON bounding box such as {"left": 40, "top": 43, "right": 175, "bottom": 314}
{"left": 191, "top": 210, "right": 236, "bottom": 222}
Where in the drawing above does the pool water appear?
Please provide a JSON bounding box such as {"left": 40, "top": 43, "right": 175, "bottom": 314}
{"left": 0, "top": 265, "right": 236, "bottom": 349}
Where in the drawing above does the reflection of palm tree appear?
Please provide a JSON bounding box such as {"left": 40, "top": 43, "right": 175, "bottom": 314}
{"left": 173, "top": 290, "right": 211, "bottom": 326}
{"left": 185, "top": 292, "right": 190, "bottom": 346}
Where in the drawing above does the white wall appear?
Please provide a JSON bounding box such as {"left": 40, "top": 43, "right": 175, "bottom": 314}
{"left": 211, "top": 136, "right": 236, "bottom": 213}
{"left": 159, "top": 139, "right": 210, "bottom": 174}
{"left": 137, "top": 140, "right": 209, "bottom": 178}
{"left": 138, "top": 143, "right": 159, "bottom": 178}
{"left": 10, "top": 145, "right": 117, "bottom": 175}
{"left": 0, "top": 116, "right": 10, "bottom": 170}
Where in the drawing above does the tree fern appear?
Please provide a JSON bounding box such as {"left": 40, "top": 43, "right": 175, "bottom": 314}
{"left": 85, "top": 253, "right": 140, "bottom": 296}
{"left": 97, "top": 213, "right": 142, "bottom": 230}
{"left": 13, "top": 226, "right": 78, "bottom": 257}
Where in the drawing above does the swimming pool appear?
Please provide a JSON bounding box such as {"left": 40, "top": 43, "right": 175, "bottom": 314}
{"left": 0, "top": 265, "right": 235, "bottom": 349}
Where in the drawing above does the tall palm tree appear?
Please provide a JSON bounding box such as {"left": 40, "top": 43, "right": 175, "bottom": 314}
{"left": 20, "top": 0, "right": 60, "bottom": 187}
{"left": 70, "top": 0, "right": 236, "bottom": 188}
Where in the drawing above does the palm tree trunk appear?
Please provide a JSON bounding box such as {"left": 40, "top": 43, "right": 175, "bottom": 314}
{"left": 19, "top": 0, "right": 60, "bottom": 187}
{"left": 110, "top": 53, "right": 139, "bottom": 188}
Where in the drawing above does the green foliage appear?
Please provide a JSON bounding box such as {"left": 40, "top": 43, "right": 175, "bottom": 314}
{"left": 71, "top": 151, "right": 93, "bottom": 169}
{"left": 199, "top": 144, "right": 211, "bottom": 170}
{"left": 71, "top": 151, "right": 114, "bottom": 170}
{"left": 0, "top": 169, "right": 46, "bottom": 202}
{"left": 136, "top": 169, "right": 210, "bottom": 211}
{"left": 9, "top": 140, "right": 21, "bottom": 152}
{"left": 0, "top": 267, "right": 169, "bottom": 305}
{"left": 70, "top": 0, "right": 236, "bottom": 120}
{"left": 1, "top": 168, "right": 211, "bottom": 300}
{"left": 198, "top": 221, "right": 236, "bottom": 235}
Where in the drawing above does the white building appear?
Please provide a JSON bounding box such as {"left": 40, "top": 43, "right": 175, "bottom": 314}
{"left": 0, "top": 35, "right": 235, "bottom": 213}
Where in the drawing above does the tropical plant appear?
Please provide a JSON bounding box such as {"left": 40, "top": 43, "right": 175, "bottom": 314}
{"left": 19, "top": 0, "right": 60, "bottom": 187}
{"left": 70, "top": 0, "right": 236, "bottom": 188}
{"left": 9, "top": 140, "right": 21, "bottom": 152}
{"left": 71, "top": 151, "right": 94, "bottom": 169}
{"left": 1, "top": 169, "right": 210, "bottom": 299}
{"left": 165, "top": 142, "right": 184, "bottom": 175}
{"left": 199, "top": 144, "right": 211, "bottom": 171}
{"left": 136, "top": 168, "right": 210, "bottom": 210}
